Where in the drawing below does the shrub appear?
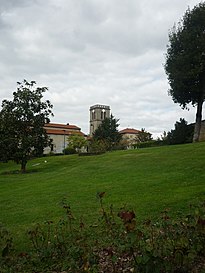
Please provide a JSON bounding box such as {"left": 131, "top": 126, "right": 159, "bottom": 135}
{"left": 134, "top": 140, "right": 164, "bottom": 149}
{"left": 88, "top": 139, "right": 107, "bottom": 154}
{"left": 63, "top": 147, "right": 76, "bottom": 155}
{"left": 1, "top": 196, "right": 205, "bottom": 272}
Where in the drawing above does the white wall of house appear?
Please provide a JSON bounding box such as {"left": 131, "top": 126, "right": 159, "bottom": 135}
{"left": 44, "top": 134, "right": 69, "bottom": 154}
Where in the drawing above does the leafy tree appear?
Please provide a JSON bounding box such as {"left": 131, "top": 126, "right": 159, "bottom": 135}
{"left": 167, "top": 118, "right": 194, "bottom": 145}
{"left": 93, "top": 115, "right": 122, "bottom": 150}
{"left": 0, "top": 80, "right": 53, "bottom": 172}
{"left": 67, "top": 134, "right": 87, "bottom": 154}
{"left": 165, "top": 3, "right": 205, "bottom": 142}
{"left": 136, "top": 128, "right": 152, "bottom": 143}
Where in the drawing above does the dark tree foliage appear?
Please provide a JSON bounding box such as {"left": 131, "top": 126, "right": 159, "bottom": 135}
{"left": 167, "top": 118, "right": 194, "bottom": 145}
{"left": 165, "top": 3, "right": 205, "bottom": 142}
{"left": 0, "top": 80, "right": 53, "bottom": 172}
{"left": 93, "top": 115, "right": 122, "bottom": 150}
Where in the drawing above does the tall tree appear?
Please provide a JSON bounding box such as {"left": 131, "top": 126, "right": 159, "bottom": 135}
{"left": 165, "top": 3, "right": 205, "bottom": 142}
{"left": 93, "top": 115, "right": 122, "bottom": 150}
{"left": 0, "top": 80, "right": 53, "bottom": 172}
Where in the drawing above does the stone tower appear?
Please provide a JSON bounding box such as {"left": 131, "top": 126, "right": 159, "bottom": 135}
{"left": 89, "top": 104, "right": 110, "bottom": 135}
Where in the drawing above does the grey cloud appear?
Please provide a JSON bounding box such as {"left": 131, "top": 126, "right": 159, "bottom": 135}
{"left": 0, "top": 0, "right": 34, "bottom": 11}
{"left": 0, "top": 0, "right": 202, "bottom": 137}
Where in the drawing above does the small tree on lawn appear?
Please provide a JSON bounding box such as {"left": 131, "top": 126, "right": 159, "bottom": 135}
{"left": 67, "top": 134, "right": 87, "bottom": 154}
{"left": 93, "top": 115, "right": 122, "bottom": 150}
{"left": 165, "top": 3, "right": 205, "bottom": 142}
{"left": 0, "top": 80, "right": 53, "bottom": 172}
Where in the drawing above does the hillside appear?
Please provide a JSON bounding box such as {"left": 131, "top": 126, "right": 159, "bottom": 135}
{"left": 0, "top": 142, "right": 205, "bottom": 249}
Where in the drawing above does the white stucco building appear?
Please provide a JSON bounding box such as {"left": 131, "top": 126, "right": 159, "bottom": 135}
{"left": 44, "top": 123, "right": 85, "bottom": 154}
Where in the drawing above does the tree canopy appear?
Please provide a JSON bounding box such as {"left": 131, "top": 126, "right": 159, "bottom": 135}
{"left": 0, "top": 80, "right": 53, "bottom": 172}
{"left": 165, "top": 3, "right": 205, "bottom": 142}
{"left": 92, "top": 115, "right": 122, "bottom": 150}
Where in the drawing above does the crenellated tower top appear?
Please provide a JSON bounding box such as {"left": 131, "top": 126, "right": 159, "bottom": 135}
{"left": 89, "top": 104, "right": 111, "bottom": 135}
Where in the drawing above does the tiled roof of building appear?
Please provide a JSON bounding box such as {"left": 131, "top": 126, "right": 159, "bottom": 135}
{"left": 119, "top": 128, "right": 141, "bottom": 134}
{"left": 45, "top": 129, "right": 84, "bottom": 136}
{"left": 44, "top": 123, "right": 80, "bottom": 130}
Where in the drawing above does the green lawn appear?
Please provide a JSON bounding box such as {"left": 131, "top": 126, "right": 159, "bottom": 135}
{"left": 0, "top": 142, "right": 205, "bottom": 250}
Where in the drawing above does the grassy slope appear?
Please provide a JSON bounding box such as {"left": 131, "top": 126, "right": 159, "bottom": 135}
{"left": 0, "top": 142, "right": 205, "bottom": 249}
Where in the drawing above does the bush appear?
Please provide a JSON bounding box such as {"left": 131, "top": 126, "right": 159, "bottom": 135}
{"left": 79, "top": 152, "right": 104, "bottom": 156}
{"left": 63, "top": 147, "right": 76, "bottom": 155}
{"left": 88, "top": 139, "right": 107, "bottom": 154}
{"left": 134, "top": 140, "right": 165, "bottom": 149}
{"left": 1, "top": 196, "right": 205, "bottom": 272}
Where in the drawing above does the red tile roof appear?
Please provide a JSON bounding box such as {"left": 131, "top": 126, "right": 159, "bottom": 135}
{"left": 119, "top": 128, "right": 141, "bottom": 134}
{"left": 44, "top": 123, "right": 85, "bottom": 136}
{"left": 44, "top": 123, "right": 80, "bottom": 130}
{"left": 45, "top": 129, "right": 84, "bottom": 136}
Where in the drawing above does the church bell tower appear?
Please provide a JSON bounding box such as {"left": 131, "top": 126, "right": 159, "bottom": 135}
{"left": 89, "top": 104, "right": 110, "bottom": 135}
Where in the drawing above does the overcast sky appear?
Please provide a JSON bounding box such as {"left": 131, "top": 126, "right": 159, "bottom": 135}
{"left": 0, "top": 0, "right": 204, "bottom": 137}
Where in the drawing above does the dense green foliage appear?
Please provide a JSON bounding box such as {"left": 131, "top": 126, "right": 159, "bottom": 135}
{"left": 167, "top": 118, "right": 194, "bottom": 145}
{"left": 0, "top": 80, "right": 53, "bottom": 172}
{"left": 93, "top": 115, "right": 122, "bottom": 150}
{"left": 88, "top": 138, "right": 107, "bottom": 153}
{"left": 134, "top": 140, "right": 162, "bottom": 149}
{"left": 66, "top": 134, "right": 87, "bottom": 154}
{"left": 165, "top": 3, "right": 205, "bottom": 142}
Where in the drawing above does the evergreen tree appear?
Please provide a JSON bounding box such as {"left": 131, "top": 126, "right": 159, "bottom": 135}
{"left": 93, "top": 115, "right": 121, "bottom": 150}
{"left": 167, "top": 118, "right": 194, "bottom": 145}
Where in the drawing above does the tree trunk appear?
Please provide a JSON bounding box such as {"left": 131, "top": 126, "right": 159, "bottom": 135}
{"left": 193, "top": 72, "right": 205, "bottom": 142}
{"left": 21, "top": 158, "right": 27, "bottom": 173}
{"left": 193, "top": 99, "right": 203, "bottom": 142}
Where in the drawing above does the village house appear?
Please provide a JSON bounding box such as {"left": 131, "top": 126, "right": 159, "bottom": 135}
{"left": 44, "top": 123, "right": 85, "bottom": 154}
{"left": 119, "top": 128, "right": 141, "bottom": 149}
